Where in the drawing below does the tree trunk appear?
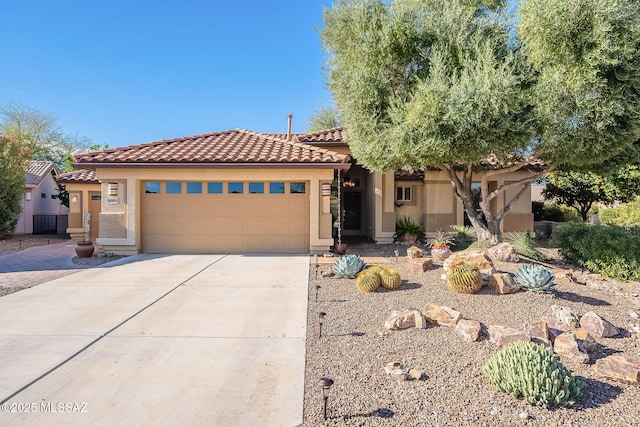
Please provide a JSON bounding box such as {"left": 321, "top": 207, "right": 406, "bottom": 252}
{"left": 440, "top": 160, "right": 546, "bottom": 243}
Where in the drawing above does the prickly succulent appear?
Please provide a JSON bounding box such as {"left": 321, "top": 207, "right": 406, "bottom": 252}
{"left": 356, "top": 268, "right": 381, "bottom": 293}
{"left": 514, "top": 264, "right": 556, "bottom": 293}
{"left": 447, "top": 262, "right": 482, "bottom": 294}
{"left": 379, "top": 268, "right": 402, "bottom": 290}
{"left": 483, "top": 341, "right": 583, "bottom": 408}
{"left": 332, "top": 254, "right": 365, "bottom": 278}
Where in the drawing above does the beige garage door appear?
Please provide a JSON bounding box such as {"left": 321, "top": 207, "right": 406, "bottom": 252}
{"left": 141, "top": 181, "right": 309, "bottom": 253}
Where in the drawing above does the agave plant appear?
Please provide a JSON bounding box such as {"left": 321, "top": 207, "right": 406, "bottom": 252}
{"left": 332, "top": 254, "right": 366, "bottom": 278}
{"left": 514, "top": 264, "right": 556, "bottom": 293}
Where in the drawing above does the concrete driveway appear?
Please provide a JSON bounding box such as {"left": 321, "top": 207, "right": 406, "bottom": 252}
{"left": 0, "top": 254, "right": 308, "bottom": 426}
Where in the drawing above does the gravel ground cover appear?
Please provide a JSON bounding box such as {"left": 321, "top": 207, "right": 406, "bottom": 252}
{"left": 303, "top": 244, "right": 640, "bottom": 426}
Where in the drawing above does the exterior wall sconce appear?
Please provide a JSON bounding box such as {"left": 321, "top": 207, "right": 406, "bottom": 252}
{"left": 321, "top": 183, "right": 331, "bottom": 196}
{"left": 25, "top": 192, "right": 32, "bottom": 201}
{"left": 72, "top": 195, "right": 78, "bottom": 203}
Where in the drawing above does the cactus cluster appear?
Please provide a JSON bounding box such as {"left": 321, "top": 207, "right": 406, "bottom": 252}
{"left": 379, "top": 268, "right": 402, "bottom": 290}
{"left": 355, "top": 266, "right": 402, "bottom": 292}
{"left": 447, "top": 261, "right": 482, "bottom": 294}
{"left": 333, "top": 254, "right": 366, "bottom": 278}
{"left": 356, "top": 268, "right": 381, "bottom": 292}
{"left": 514, "top": 264, "right": 556, "bottom": 293}
{"left": 483, "top": 341, "right": 583, "bottom": 408}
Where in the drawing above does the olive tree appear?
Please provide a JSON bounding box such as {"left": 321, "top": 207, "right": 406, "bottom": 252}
{"left": 321, "top": 0, "right": 640, "bottom": 241}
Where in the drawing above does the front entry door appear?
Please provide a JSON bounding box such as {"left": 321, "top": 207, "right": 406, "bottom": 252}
{"left": 343, "top": 191, "right": 363, "bottom": 235}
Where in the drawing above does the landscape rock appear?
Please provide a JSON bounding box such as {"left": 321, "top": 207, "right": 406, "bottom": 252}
{"left": 443, "top": 250, "right": 496, "bottom": 278}
{"left": 456, "top": 319, "right": 482, "bottom": 342}
{"left": 384, "top": 309, "right": 427, "bottom": 330}
{"left": 423, "top": 304, "right": 462, "bottom": 327}
{"left": 322, "top": 270, "right": 335, "bottom": 278}
{"left": 541, "top": 316, "right": 571, "bottom": 341}
{"left": 527, "top": 321, "right": 551, "bottom": 346}
{"left": 487, "top": 242, "right": 520, "bottom": 263}
{"left": 384, "top": 361, "right": 403, "bottom": 375}
{"left": 558, "top": 272, "right": 584, "bottom": 285}
{"left": 553, "top": 332, "right": 590, "bottom": 364}
{"left": 488, "top": 325, "right": 530, "bottom": 347}
{"left": 594, "top": 355, "right": 640, "bottom": 385}
{"left": 551, "top": 305, "right": 580, "bottom": 328}
{"left": 408, "top": 368, "right": 425, "bottom": 380}
{"left": 408, "top": 258, "right": 434, "bottom": 273}
{"left": 580, "top": 311, "right": 620, "bottom": 338}
{"left": 488, "top": 273, "right": 519, "bottom": 294}
{"left": 629, "top": 310, "right": 639, "bottom": 319}
{"left": 574, "top": 328, "right": 598, "bottom": 353}
{"left": 406, "top": 246, "right": 424, "bottom": 259}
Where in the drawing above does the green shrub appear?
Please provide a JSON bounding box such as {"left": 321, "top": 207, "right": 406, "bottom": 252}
{"left": 483, "top": 341, "right": 583, "bottom": 408}
{"left": 395, "top": 216, "right": 424, "bottom": 240}
{"left": 532, "top": 202, "right": 582, "bottom": 222}
{"left": 504, "top": 231, "right": 547, "bottom": 261}
{"left": 469, "top": 239, "right": 495, "bottom": 248}
{"left": 599, "top": 198, "right": 640, "bottom": 227}
{"left": 553, "top": 223, "right": 640, "bottom": 280}
{"left": 449, "top": 225, "right": 477, "bottom": 250}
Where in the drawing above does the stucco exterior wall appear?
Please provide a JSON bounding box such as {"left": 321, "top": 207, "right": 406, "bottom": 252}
{"left": 65, "top": 182, "right": 101, "bottom": 240}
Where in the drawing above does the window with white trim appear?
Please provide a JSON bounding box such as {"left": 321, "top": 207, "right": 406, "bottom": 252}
{"left": 396, "top": 186, "right": 412, "bottom": 202}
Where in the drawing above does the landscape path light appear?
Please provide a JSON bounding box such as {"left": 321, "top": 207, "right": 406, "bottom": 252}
{"left": 318, "top": 311, "right": 326, "bottom": 338}
{"left": 317, "top": 377, "right": 334, "bottom": 420}
{"left": 315, "top": 285, "right": 321, "bottom": 303}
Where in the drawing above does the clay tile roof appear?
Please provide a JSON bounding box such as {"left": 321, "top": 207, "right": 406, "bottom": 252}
{"left": 56, "top": 169, "right": 98, "bottom": 184}
{"left": 265, "top": 127, "right": 347, "bottom": 146}
{"left": 73, "top": 129, "right": 350, "bottom": 167}
{"left": 25, "top": 160, "right": 56, "bottom": 187}
{"left": 394, "top": 170, "right": 425, "bottom": 181}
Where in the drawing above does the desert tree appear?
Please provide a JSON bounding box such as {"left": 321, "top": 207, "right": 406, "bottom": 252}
{"left": 0, "top": 135, "right": 28, "bottom": 238}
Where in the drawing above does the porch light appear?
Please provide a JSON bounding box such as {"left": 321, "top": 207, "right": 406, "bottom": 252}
{"left": 317, "top": 377, "right": 334, "bottom": 420}
{"left": 322, "top": 183, "right": 331, "bottom": 196}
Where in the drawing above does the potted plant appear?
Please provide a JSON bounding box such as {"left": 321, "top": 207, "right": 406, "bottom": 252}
{"left": 75, "top": 221, "right": 94, "bottom": 258}
{"left": 427, "top": 230, "right": 454, "bottom": 262}
{"left": 394, "top": 216, "right": 424, "bottom": 244}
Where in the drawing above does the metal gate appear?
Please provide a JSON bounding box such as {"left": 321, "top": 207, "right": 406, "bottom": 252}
{"left": 33, "top": 215, "right": 58, "bottom": 234}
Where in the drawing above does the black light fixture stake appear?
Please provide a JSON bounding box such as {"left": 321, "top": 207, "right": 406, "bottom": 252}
{"left": 318, "top": 312, "right": 326, "bottom": 338}
{"left": 394, "top": 249, "right": 399, "bottom": 263}
{"left": 314, "top": 255, "right": 319, "bottom": 279}
{"left": 317, "top": 377, "right": 334, "bottom": 420}
{"left": 315, "top": 285, "right": 321, "bottom": 302}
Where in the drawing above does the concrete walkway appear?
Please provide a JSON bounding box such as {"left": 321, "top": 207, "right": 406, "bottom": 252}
{"left": 0, "top": 254, "right": 308, "bottom": 426}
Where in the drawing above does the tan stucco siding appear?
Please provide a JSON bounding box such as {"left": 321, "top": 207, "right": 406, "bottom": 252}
{"left": 63, "top": 182, "right": 101, "bottom": 240}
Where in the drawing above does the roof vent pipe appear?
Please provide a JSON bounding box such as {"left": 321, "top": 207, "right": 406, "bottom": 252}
{"left": 287, "top": 114, "right": 293, "bottom": 141}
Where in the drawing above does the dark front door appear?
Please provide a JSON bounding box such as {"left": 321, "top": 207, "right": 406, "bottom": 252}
{"left": 343, "top": 191, "right": 362, "bottom": 235}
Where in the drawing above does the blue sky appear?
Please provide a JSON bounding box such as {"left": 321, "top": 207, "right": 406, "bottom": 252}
{"left": 1, "top": 1, "right": 335, "bottom": 148}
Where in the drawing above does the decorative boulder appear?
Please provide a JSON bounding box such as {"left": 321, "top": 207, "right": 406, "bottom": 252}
{"left": 488, "top": 273, "right": 519, "bottom": 294}
{"left": 574, "top": 328, "right": 598, "bottom": 353}
{"left": 488, "top": 325, "right": 530, "bottom": 347}
{"left": 456, "top": 319, "right": 482, "bottom": 342}
{"left": 384, "top": 309, "right": 427, "bottom": 330}
{"left": 580, "top": 311, "right": 619, "bottom": 339}
{"left": 594, "top": 355, "right": 640, "bottom": 385}
{"left": 487, "top": 242, "right": 520, "bottom": 263}
{"left": 551, "top": 305, "right": 580, "bottom": 328}
{"left": 423, "top": 304, "right": 462, "bottom": 327}
{"left": 527, "top": 321, "right": 551, "bottom": 346}
{"left": 408, "top": 258, "right": 433, "bottom": 273}
{"left": 553, "top": 332, "right": 590, "bottom": 364}
{"left": 443, "top": 250, "right": 495, "bottom": 278}
{"left": 541, "top": 316, "right": 571, "bottom": 341}
{"left": 406, "top": 246, "right": 424, "bottom": 259}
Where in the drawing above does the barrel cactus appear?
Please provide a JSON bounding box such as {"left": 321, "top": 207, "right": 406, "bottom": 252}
{"left": 332, "top": 254, "right": 365, "bottom": 278}
{"left": 514, "top": 264, "right": 556, "bottom": 293}
{"left": 483, "top": 341, "right": 583, "bottom": 408}
{"left": 379, "top": 268, "right": 402, "bottom": 290}
{"left": 447, "top": 261, "right": 482, "bottom": 294}
{"left": 356, "top": 268, "right": 381, "bottom": 293}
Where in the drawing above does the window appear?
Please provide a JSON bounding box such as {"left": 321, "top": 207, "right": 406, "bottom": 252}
{"left": 269, "top": 182, "right": 285, "bottom": 194}
{"left": 396, "top": 186, "right": 412, "bottom": 202}
{"left": 228, "top": 182, "right": 244, "bottom": 194}
{"left": 249, "top": 182, "right": 264, "bottom": 194}
{"left": 290, "top": 182, "right": 306, "bottom": 194}
{"left": 145, "top": 182, "right": 161, "bottom": 194}
{"left": 207, "top": 182, "right": 223, "bottom": 194}
{"left": 41, "top": 193, "right": 46, "bottom": 199}
{"left": 166, "top": 182, "right": 182, "bottom": 194}
{"left": 187, "top": 182, "right": 202, "bottom": 194}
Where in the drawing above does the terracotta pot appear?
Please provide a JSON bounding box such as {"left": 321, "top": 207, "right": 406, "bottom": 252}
{"left": 430, "top": 246, "right": 451, "bottom": 262}
{"left": 403, "top": 233, "right": 418, "bottom": 244}
{"left": 335, "top": 243, "right": 348, "bottom": 255}
{"left": 75, "top": 241, "right": 95, "bottom": 258}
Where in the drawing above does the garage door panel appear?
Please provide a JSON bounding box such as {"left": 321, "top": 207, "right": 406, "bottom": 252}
{"left": 142, "top": 182, "right": 309, "bottom": 253}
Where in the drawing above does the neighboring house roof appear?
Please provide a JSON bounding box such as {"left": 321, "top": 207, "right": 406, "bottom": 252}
{"left": 25, "top": 160, "right": 57, "bottom": 188}
{"left": 56, "top": 169, "right": 99, "bottom": 184}
{"left": 73, "top": 129, "right": 350, "bottom": 168}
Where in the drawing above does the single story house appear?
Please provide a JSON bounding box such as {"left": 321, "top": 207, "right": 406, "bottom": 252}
{"left": 69, "top": 126, "right": 534, "bottom": 255}
{"left": 15, "top": 160, "right": 69, "bottom": 234}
